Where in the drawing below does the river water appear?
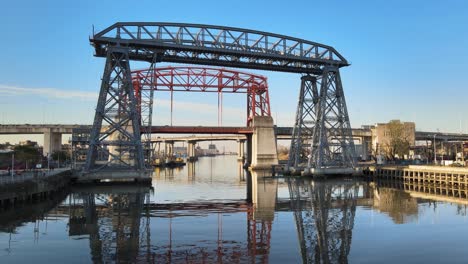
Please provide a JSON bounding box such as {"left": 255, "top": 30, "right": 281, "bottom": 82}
{"left": 1, "top": 155, "right": 468, "bottom": 263}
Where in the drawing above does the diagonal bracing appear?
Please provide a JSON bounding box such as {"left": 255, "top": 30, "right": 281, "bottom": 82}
{"left": 84, "top": 47, "right": 145, "bottom": 173}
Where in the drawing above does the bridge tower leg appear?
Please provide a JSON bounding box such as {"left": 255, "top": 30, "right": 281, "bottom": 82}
{"left": 83, "top": 47, "right": 147, "bottom": 180}
{"left": 288, "top": 69, "right": 357, "bottom": 176}
{"left": 287, "top": 75, "right": 319, "bottom": 174}
{"left": 307, "top": 67, "right": 356, "bottom": 175}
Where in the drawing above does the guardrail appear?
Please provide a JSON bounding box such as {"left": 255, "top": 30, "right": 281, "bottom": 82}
{"left": 0, "top": 168, "right": 70, "bottom": 186}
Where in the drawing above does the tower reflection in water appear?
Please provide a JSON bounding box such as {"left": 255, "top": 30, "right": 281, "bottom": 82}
{"left": 287, "top": 178, "right": 361, "bottom": 264}
{"left": 68, "top": 185, "right": 151, "bottom": 263}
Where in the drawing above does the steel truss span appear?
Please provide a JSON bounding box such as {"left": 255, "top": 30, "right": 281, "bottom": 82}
{"left": 132, "top": 66, "right": 271, "bottom": 127}
{"left": 91, "top": 22, "right": 348, "bottom": 74}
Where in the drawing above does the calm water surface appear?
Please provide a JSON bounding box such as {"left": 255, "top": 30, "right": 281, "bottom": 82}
{"left": 1, "top": 155, "right": 468, "bottom": 263}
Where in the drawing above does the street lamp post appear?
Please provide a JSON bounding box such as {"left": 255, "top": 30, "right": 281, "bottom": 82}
{"left": 433, "top": 134, "right": 437, "bottom": 165}
{"left": 441, "top": 140, "right": 444, "bottom": 165}
{"left": 462, "top": 142, "right": 465, "bottom": 166}
{"left": 11, "top": 152, "right": 14, "bottom": 179}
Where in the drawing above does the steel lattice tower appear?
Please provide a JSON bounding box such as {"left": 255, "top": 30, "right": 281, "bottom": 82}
{"left": 288, "top": 67, "right": 356, "bottom": 174}
{"left": 84, "top": 47, "right": 145, "bottom": 174}
{"left": 288, "top": 75, "right": 319, "bottom": 170}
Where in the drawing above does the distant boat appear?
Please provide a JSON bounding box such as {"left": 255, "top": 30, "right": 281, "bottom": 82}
{"left": 165, "top": 157, "right": 186, "bottom": 167}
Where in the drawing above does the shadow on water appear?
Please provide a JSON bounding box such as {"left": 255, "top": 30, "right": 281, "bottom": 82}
{"left": 0, "top": 188, "right": 69, "bottom": 233}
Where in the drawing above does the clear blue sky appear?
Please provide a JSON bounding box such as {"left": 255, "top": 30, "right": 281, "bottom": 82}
{"left": 1, "top": 0, "right": 468, "bottom": 145}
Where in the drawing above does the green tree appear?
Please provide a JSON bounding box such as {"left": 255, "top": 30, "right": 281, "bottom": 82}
{"left": 385, "top": 120, "right": 411, "bottom": 158}
{"left": 277, "top": 145, "right": 289, "bottom": 160}
{"left": 51, "top": 150, "right": 70, "bottom": 162}
{"left": 13, "top": 145, "right": 41, "bottom": 168}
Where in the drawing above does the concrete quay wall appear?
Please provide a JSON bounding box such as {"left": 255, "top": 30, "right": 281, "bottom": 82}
{"left": 0, "top": 171, "right": 71, "bottom": 209}
{"left": 364, "top": 165, "right": 468, "bottom": 187}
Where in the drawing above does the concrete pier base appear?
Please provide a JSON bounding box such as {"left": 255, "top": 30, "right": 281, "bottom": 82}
{"left": 187, "top": 141, "right": 197, "bottom": 162}
{"left": 288, "top": 167, "right": 305, "bottom": 176}
{"left": 237, "top": 139, "right": 245, "bottom": 161}
{"left": 187, "top": 156, "right": 198, "bottom": 162}
{"left": 249, "top": 116, "right": 278, "bottom": 170}
{"left": 302, "top": 167, "right": 361, "bottom": 177}
{"left": 77, "top": 170, "right": 151, "bottom": 183}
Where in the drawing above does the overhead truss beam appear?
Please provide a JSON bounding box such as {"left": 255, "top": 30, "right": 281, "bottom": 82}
{"left": 132, "top": 66, "right": 271, "bottom": 127}
{"left": 91, "top": 22, "right": 348, "bottom": 74}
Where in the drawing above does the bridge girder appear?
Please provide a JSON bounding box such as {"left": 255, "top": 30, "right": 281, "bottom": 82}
{"left": 131, "top": 66, "right": 271, "bottom": 127}
{"left": 91, "top": 22, "right": 348, "bottom": 74}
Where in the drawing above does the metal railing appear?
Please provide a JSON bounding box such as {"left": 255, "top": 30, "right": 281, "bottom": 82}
{"left": 0, "top": 168, "right": 70, "bottom": 186}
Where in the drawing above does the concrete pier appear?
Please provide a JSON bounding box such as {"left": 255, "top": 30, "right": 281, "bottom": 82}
{"left": 303, "top": 167, "right": 360, "bottom": 177}
{"left": 43, "top": 130, "right": 62, "bottom": 156}
{"left": 165, "top": 141, "right": 174, "bottom": 157}
{"left": 76, "top": 169, "right": 151, "bottom": 183}
{"left": 249, "top": 116, "right": 278, "bottom": 170}
{"left": 187, "top": 141, "right": 197, "bottom": 161}
{"left": 237, "top": 139, "right": 245, "bottom": 161}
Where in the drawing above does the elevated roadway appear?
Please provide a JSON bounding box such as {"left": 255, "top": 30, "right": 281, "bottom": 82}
{"left": 2, "top": 124, "right": 468, "bottom": 156}
{"left": 151, "top": 135, "right": 244, "bottom": 143}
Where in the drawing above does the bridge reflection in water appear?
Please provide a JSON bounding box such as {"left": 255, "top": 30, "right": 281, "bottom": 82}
{"left": 65, "top": 183, "right": 274, "bottom": 263}
{"left": 3, "top": 170, "right": 468, "bottom": 263}
{"left": 287, "top": 178, "right": 360, "bottom": 264}
{"left": 67, "top": 185, "right": 151, "bottom": 263}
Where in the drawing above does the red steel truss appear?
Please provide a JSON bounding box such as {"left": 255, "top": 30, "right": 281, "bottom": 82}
{"left": 132, "top": 66, "right": 271, "bottom": 126}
